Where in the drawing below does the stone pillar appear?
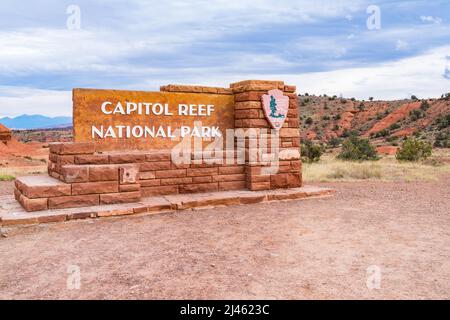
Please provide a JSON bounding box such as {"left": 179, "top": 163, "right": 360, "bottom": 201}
{"left": 230, "top": 80, "right": 302, "bottom": 191}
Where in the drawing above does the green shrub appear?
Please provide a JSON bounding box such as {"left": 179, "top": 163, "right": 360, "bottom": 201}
{"left": 333, "top": 114, "right": 341, "bottom": 120}
{"left": 389, "top": 123, "right": 401, "bottom": 131}
{"left": 328, "top": 137, "right": 342, "bottom": 148}
{"left": 305, "top": 117, "right": 313, "bottom": 125}
{"left": 410, "top": 109, "right": 424, "bottom": 121}
{"left": 322, "top": 115, "right": 330, "bottom": 120}
{"left": 375, "top": 129, "right": 390, "bottom": 138}
{"left": 332, "top": 124, "right": 340, "bottom": 131}
{"left": 396, "top": 138, "right": 432, "bottom": 161}
{"left": 0, "top": 174, "right": 15, "bottom": 181}
{"left": 337, "top": 135, "right": 379, "bottom": 161}
{"left": 301, "top": 140, "right": 324, "bottom": 163}
{"left": 420, "top": 100, "right": 430, "bottom": 111}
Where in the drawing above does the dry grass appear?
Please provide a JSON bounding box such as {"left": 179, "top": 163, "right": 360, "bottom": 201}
{"left": 303, "top": 150, "right": 450, "bottom": 182}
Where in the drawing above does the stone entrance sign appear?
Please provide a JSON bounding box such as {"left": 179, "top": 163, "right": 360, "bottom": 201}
{"left": 73, "top": 88, "right": 235, "bottom": 151}
{"left": 13, "top": 80, "right": 307, "bottom": 214}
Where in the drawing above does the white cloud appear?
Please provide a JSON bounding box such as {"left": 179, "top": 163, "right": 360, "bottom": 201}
{"left": 395, "top": 39, "right": 409, "bottom": 51}
{"left": 275, "top": 45, "right": 450, "bottom": 100}
{"left": 0, "top": 87, "right": 71, "bottom": 117}
{"left": 420, "top": 16, "right": 442, "bottom": 24}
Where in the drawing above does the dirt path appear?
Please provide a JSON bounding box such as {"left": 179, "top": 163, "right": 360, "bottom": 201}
{"left": 0, "top": 178, "right": 449, "bottom": 299}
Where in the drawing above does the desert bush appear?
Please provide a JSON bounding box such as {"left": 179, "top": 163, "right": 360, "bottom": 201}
{"left": 328, "top": 137, "right": 342, "bottom": 148}
{"left": 420, "top": 100, "right": 430, "bottom": 111}
{"left": 435, "top": 114, "right": 450, "bottom": 129}
{"left": 396, "top": 138, "right": 432, "bottom": 161}
{"left": 0, "top": 174, "right": 15, "bottom": 181}
{"left": 410, "top": 109, "right": 424, "bottom": 121}
{"left": 389, "top": 122, "right": 401, "bottom": 130}
{"left": 337, "top": 135, "right": 379, "bottom": 161}
{"left": 301, "top": 140, "right": 324, "bottom": 163}
{"left": 411, "top": 95, "right": 419, "bottom": 101}
{"left": 305, "top": 117, "right": 313, "bottom": 125}
{"left": 375, "top": 129, "right": 390, "bottom": 138}
{"left": 368, "top": 97, "right": 374, "bottom": 101}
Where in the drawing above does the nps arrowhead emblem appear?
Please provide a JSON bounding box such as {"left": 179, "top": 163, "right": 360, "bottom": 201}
{"left": 261, "top": 89, "right": 289, "bottom": 130}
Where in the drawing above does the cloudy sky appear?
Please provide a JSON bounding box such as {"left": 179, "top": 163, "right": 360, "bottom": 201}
{"left": 0, "top": 0, "right": 449, "bottom": 117}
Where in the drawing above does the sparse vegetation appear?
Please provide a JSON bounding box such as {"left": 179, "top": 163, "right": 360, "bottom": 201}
{"left": 420, "top": 100, "right": 430, "bottom": 111}
{"left": 305, "top": 117, "right": 313, "bottom": 125}
{"left": 0, "top": 174, "right": 15, "bottom": 181}
{"left": 301, "top": 140, "right": 324, "bottom": 163}
{"left": 337, "top": 135, "right": 379, "bottom": 161}
{"left": 410, "top": 109, "right": 424, "bottom": 121}
{"left": 396, "top": 138, "right": 432, "bottom": 162}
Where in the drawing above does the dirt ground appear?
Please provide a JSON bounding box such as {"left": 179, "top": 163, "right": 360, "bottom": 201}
{"left": 0, "top": 177, "right": 449, "bottom": 300}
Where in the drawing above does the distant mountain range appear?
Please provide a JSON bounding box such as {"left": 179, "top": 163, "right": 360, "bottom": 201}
{"left": 0, "top": 115, "right": 72, "bottom": 130}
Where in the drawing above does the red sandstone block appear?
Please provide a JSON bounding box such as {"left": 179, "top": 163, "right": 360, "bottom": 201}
{"left": 186, "top": 167, "right": 218, "bottom": 177}
{"left": 288, "top": 108, "right": 299, "bottom": 117}
{"left": 288, "top": 172, "right": 302, "bottom": 187}
{"left": 235, "top": 101, "right": 261, "bottom": 110}
{"left": 49, "top": 152, "right": 58, "bottom": 163}
{"left": 289, "top": 118, "right": 300, "bottom": 127}
{"left": 145, "top": 151, "right": 171, "bottom": 162}
{"left": 37, "top": 214, "right": 67, "bottom": 224}
{"left": 284, "top": 85, "right": 296, "bottom": 93}
{"left": 75, "top": 154, "right": 109, "bottom": 165}
{"left": 48, "top": 194, "right": 99, "bottom": 209}
{"left": 89, "top": 165, "right": 119, "bottom": 181}
{"left": 140, "top": 171, "right": 155, "bottom": 180}
{"left": 247, "top": 181, "right": 271, "bottom": 191}
{"left": 155, "top": 169, "right": 186, "bottom": 179}
{"left": 72, "top": 181, "right": 118, "bottom": 195}
{"left": 109, "top": 153, "right": 145, "bottom": 164}
{"left": 213, "top": 174, "right": 245, "bottom": 182}
{"left": 61, "top": 165, "right": 89, "bottom": 183}
{"left": 140, "top": 161, "right": 171, "bottom": 171}
{"left": 230, "top": 80, "right": 284, "bottom": 89}
{"left": 57, "top": 155, "right": 75, "bottom": 166}
{"left": 291, "top": 160, "right": 301, "bottom": 171}
{"left": 235, "top": 119, "right": 243, "bottom": 127}
{"left": 292, "top": 138, "right": 300, "bottom": 147}
{"left": 14, "top": 188, "right": 21, "bottom": 201}
{"left": 99, "top": 191, "right": 141, "bottom": 205}
{"left": 59, "top": 142, "right": 95, "bottom": 155}
{"left": 119, "top": 164, "right": 140, "bottom": 184}
{"left": 160, "top": 177, "right": 193, "bottom": 185}
{"left": 218, "top": 166, "right": 245, "bottom": 175}
{"left": 141, "top": 185, "right": 178, "bottom": 197}
{"left": 179, "top": 182, "right": 218, "bottom": 194}
{"left": 235, "top": 109, "right": 260, "bottom": 119}
{"left": 279, "top": 128, "right": 300, "bottom": 138}
{"left": 270, "top": 174, "right": 289, "bottom": 189}
{"left": 49, "top": 143, "right": 62, "bottom": 154}
{"left": 234, "top": 91, "right": 264, "bottom": 102}
{"left": 16, "top": 176, "right": 72, "bottom": 198}
{"left": 171, "top": 162, "right": 191, "bottom": 169}
{"left": 217, "top": 88, "right": 233, "bottom": 95}
{"left": 241, "top": 119, "right": 269, "bottom": 128}
{"left": 19, "top": 194, "right": 48, "bottom": 212}
{"left": 119, "top": 184, "right": 141, "bottom": 192}
{"left": 140, "top": 179, "right": 161, "bottom": 187}
{"left": 247, "top": 174, "right": 270, "bottom": 183}
{"left": 219, "top": 181, "right": 246, "bottom": 191}
{"left": 192, "top": 176, "right": 212, "bottom": 183}
{"left": 109, "top": 153, "right": 146, "bottom": 163}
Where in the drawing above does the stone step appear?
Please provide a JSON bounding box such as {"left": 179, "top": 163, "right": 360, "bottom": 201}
{"left": 15, "top": 175, "right": 71, "bottom": 199}
{"left": 1, "top": 186, "right": 335, "bottom": 227}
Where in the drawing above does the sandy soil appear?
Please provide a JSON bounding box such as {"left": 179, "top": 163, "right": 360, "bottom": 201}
{"left": 0, "top": 178, "right": 449, "bottom": 300}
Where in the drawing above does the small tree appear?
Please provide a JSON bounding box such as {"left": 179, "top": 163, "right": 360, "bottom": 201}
{"left": 396, "top": 138, "right": 432, "bottom": 161}
{"left": 337, "top": 135, "right": 378, "bottom": 161}
{"left": 301, "top": 140, "right": 323, "bottom": 163}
